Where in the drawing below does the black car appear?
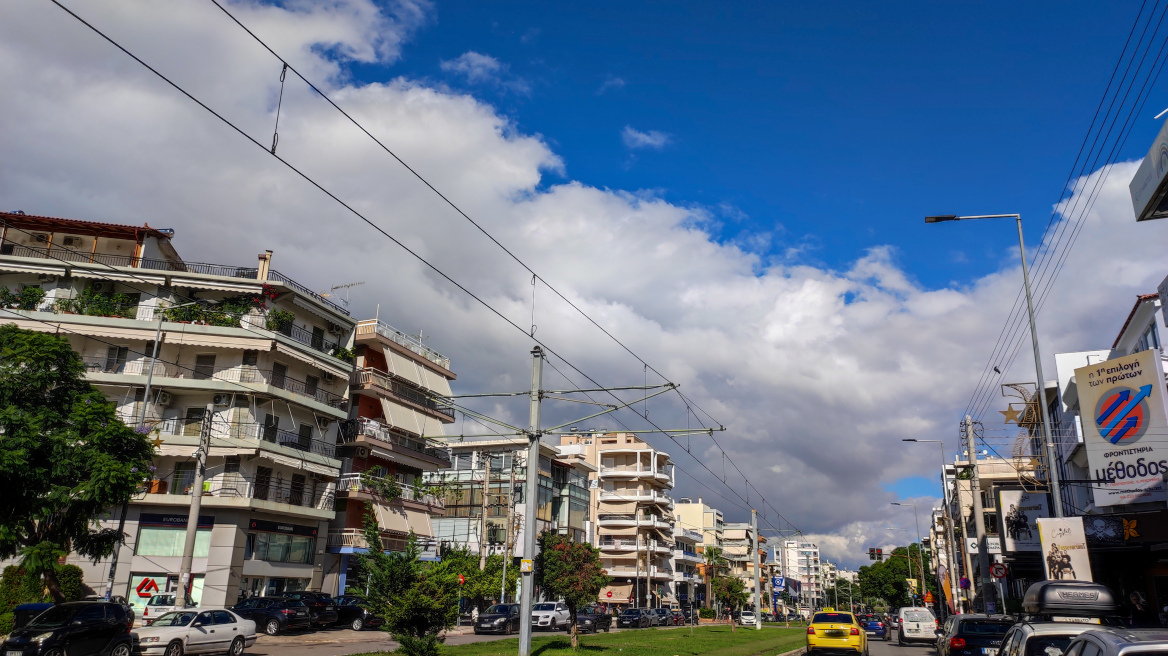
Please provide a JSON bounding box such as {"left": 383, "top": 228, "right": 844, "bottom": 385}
{"left": 334, "top": 596, "right": 384, "bottom": 631}
{"left": 474, "top": 603, "right": 521, "bottom": 635}
{"left": 937, "top": 614, "right": 1015, "bottom": 656}
{"left": 230, "top": 597, "right": 313, "bottom": 635}
{"left": 576, "top": 606, "right": 612, "bottom": 634}
{"left": 271, "top": 591, "right": 339, "bottom": 627}
{"left": 2, "top": 601, "right": 135, "bottom": 656}
{"left": 617, "top": 608, "right": 650, "bottom": 629}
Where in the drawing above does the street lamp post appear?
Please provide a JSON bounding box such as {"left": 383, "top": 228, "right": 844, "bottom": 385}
{"left": 925, "top": 214, "right": 1063, "bottom": 518}
{"left": 889, "top": 506, "right": 927, "bottom": 607}
{"left": 903, "top": 438, "right": 962, "bottom": 614}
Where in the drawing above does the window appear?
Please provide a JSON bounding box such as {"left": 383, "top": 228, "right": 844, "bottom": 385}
{"left": 105, "top": 346, "right": 129, "bottom": 373}
{"left": 452, "top": 453, "right": 473, "bottom": 470}
{"left": 271, "top": 362, "right": 287, "bottom": 389}
{"left": 194, "top": 354, "right": 216, "bottom": 380}
{"left": 195, "top": 612, "right": 214, "bottom": 626}
{"left": 1025, "top": 636, "right": 1073, "bottom": 656}
{"left": 297, "top": 423, "right": 314, "bottom": 449}
{"left": 489, "top": 453, "right": 513, "bottom": 471}
{"left": 248, "top": 533, "right": 314, "bottom": 564}
{"left": 137, "top": 526, "right": 210, "bottom": 557}
{"left": 1077, "top": 642, "right": 1101, "bottom": 656}
{"left": 311, "top": 326, "right": 325, "bottom": 350}
{"left": 212, "top": 611, "right": 235, "bottom": 625}
{"left": 183, "top": 407, "right": 205, "bottom": 437}
{"left": 75, "top": 605, "right": 107, "bottom": 622}
{"left": 242, "top": 350, "right": 259, "bottom": 367}
{"left": 306, "top": 375, "right": 319, "bottom": 397}
{"left": 262, "top": 414, "right": 279, "bottom": 442}
{"left": 1134, "top": 322, "right": 1161, "bottom": 354}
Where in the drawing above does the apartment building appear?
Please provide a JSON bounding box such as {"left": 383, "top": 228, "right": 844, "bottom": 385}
{"left": 778, "top": 540, "right": 821, "bottom": 608}
{"left": 671, "top": 525, "right": 703, "bottom": 606}
{"left": 324, "top": 319, "right": 458, "bottom": 594}
{"left": 558, "top": 432, "right": 677, "bottom": 608}
{"left": 673, "top": 497, "right": 724, "bottom": 607}
{"left": 723, "top": 523, "right": 766, "bottom": 600}
{"left": 0, "top": 211, "right": 356, "bottom": 611}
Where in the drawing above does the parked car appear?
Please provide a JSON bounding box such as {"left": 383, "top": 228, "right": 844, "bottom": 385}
{"left": 617, "top": 608, "right": 651, "bottom": 629}
{"left": 134, "top": 608, "right": 257, "bottom": 656}
{"left": 650, "top": 608, "right": 670, "bottom": 627}
{"left": 473, "top": 604, "right": 521, "bottom": 635}
{"left": 334, "top": 596, "right": 383, "bottom": 631}
{"left": 994, "top": 580, "right": 1127, "bottom": 656}
{"left": 897, "top": 606, "right": 938, "bottom": 645}
{"left": 1064, "top": 627, "right": 1168, "bottom": 656}
{"left": 230, "top": 598, "right": 312, "bottom": 636}
{"left": 531, "top": 602, "right": 570, "bottom": 631}
{"left": 936, "top": 615, "right": 1015, "bottom": 656}
{"left": 2, "top": 601, "right": 135, "bottom": 656}
{"left": 859, "top": 614, "right": 888, "bottom": 641}
{"left": 739, "top": 610, "right": 758, "bottom": 627}
{"left": 11, "top": 602, "right": 54, "bottom": 631}
{"left": 271, "top": 592, "right": 338, "bottom": 627}
{"left": 142, "top": 594, "right": 180, "bottom": 626}
{"left": 84, "top": 596, "right": 136, "bottom": 629}
{"left": 670, "top": 610, "right": 686, "bottom": 626}
{"left": 575, "top": 606, "right": 612, "bottom": 634}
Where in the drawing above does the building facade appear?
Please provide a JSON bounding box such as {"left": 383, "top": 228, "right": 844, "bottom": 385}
{"left": 674, "top": 497, "right": 724, "bottom": 607}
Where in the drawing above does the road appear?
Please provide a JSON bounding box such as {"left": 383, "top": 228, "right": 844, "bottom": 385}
{"left": 870, "top": 631, "right": 939, "bottom": 656}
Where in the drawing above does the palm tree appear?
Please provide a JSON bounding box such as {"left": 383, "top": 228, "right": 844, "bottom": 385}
{"left": 702, "top": 546, "right": 727, "bottom": 611}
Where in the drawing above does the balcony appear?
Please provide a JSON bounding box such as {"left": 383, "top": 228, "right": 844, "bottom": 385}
{"left": 599, "top": 489, "right": 673, "bottom": 507}
{"left": 356, "top": 320, "right": 450, "bottom": 371}
{"left": 353, "top": 368, "right": 455, "bottom": 420}
{"left": 673, "top": 571, "right": 697, "bottom": 582}
{"left": 339, "top": 418, "right": 451, "bottom": 469}
{"left": 596, "top": 513, "right": 672, "bottom": 530}
{"left": 674, "top": 549, "right": 702, "bottom": 563}
{"left": 156, "top": 418, "right": 337, "bottom": 459}
{"left": 598, "top": 538, "right": 674, "bottom": 554}
{"left": 83, "top": 357, "right": 347, "bottom": 410}
{"left": 145, "top": 469, "right": 334, "bottom": 512}
{"left": 271, "top": 321, "right": 341, "bottom": 357}
{"left": 326, "top": 528, "right": 409, "bottom": 553}
{"left": 603, "top": 565, "right": 673, "bottom": 580}
{"left": 336, "top": 473, "right": 444, "bottom": 510}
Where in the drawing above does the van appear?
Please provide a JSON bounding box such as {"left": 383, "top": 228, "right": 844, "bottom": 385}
{"left": 897, "top": 606, "right": 938, "bottom": 645}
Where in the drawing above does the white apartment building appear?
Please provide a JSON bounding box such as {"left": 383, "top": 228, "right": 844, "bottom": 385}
{"left": 671, "top": 525, "right": 703, "bottom": 606}
{"left": 778, "top": 540, "right": 822, "bottom": 608}
{"left": 674, "top": 497, "right": 724, "bottom": 607}
{"left": 723, "top": 523, "right": 766, "bottom": 601}
{"left": 0, "top": 211, "right": 356, "bottom": 611}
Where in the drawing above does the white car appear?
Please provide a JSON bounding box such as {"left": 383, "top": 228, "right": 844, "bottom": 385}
{"left": 141, "top": 594, "right": 179, "bottom": 626}
{"left": 531, "top": 602, "right": 570, "bottom": 631}
{"left": 739, "top": 610, "right": 757, "bottom": 627}
{"left": 135, "top": 609, "right": 257, "bottom": 656}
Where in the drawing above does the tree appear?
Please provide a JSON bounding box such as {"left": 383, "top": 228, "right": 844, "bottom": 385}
{"left": 857, "top": 545, "right": 935, "bottom": 609}
{"left": 534, "top": 531, "right": 610, "bottom": 650}
{"left": 0, "top": 325, "right": 154, "bottom": 602}
{"left": 713, "top": 576, "right": 748, "bottom": 633}
{"left": 429, "top": 546, "right": 517, "bottom": 613}
{"left": 702, "top": 546, "right": 727, "bottom": 610}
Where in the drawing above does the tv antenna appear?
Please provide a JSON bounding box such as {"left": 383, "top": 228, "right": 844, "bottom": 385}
{"left": 320, "top": 281, "right": 365, "bottom": 309}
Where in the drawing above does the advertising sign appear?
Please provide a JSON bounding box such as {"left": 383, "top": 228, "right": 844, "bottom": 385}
{"left": 964, "top": 536, "right": 1002, "bottom": 554}
{"left": 1129, "top": 116, "right": 1168, "bottom": 221}
{"left": 1074, "top": 349, "right": 1168, "bottom": 506}
{"left": 998, "top": 490, "right": 1047, "bottom": 552}
{"left": 1037, "top": 517, "right": 1093, "bottom": 582}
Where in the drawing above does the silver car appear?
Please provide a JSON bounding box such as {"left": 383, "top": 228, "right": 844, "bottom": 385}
{"left": 1065, "top": 628, "right": 1168, "bottom": 656}
{"left": 135, "top": 609, "right": 258, "bottom": 656}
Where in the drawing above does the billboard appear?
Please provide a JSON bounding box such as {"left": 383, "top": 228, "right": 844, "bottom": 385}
{"left": 998, "top": 490, "right": 1047, "bottom": 552}
{"left": 1074, "top": 349, "right": 1168, "bottom": 506}
{"left": 1129, "top": 117, "right": 1168, "bottom": 221}
{"left": 964, "top": 536, "right": 1002, "bottom": 554}
{"left": 1036, "top": 517, "right": 1093, "bottom": 582}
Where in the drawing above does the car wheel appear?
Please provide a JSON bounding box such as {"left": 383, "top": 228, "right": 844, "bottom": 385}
{"left": 111, "top": 644, "right": 132, "bottom": 656}
{"left": 265, "top": 619, "right": 281, "bottom": 636}
{"left": 898, "top": 631, "right": 905, "bottom": 646}
{"left": 351, "top": 617, "right": 364, "bottom": 631}
{"left": 165, "top": 640, "right": 184, "bottom": 656}
{"left": 229, "top": 637, "right": 245, "bottom": 656}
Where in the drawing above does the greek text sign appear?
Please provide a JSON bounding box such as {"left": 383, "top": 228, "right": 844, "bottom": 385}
{"left": 1074, "top": 349, "right": 1168, "bottom": 506}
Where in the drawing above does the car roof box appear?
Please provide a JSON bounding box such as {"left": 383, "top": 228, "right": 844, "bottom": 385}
{"left": 1021, "top": 581, "right": 1121, "bottom": 616}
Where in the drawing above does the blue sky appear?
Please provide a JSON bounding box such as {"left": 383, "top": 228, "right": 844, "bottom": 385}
{"left": 355, "top": 0, "right": 1152, "bottom": 289}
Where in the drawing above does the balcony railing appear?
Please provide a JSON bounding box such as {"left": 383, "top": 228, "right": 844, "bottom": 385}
{"left": 599, "top": 490, "right": 673, "bottom": 505}
{"left": 598, "top": 538, "right": 675, "bottom": 551}
{"left": 340, "top": 418, "right": 450, "bottom": 464}
{"left": 354, "top": 368, "right": 455, "bottom": 419}
{"left": 356, "top": 320, "right": 450, "bottom": 370}
{"left": 326, "top": 528, "right": 409, "bottom": 553}
{"left": 336, "top": 472, "right": 443, "bottom": 507}
{"left": 597, "top": 513, "right": 671, "bottom": 526}
{"left": 156, "top": 419, "right": 337, "bottom": 459}
{"left": 0, "top": 243, "right": 350, "bottom": 315}
{"left": 146, "top": 470, "right": 334, "bottom": 511}
{"left": 273, "top": 321, "right": 341, "bottom": 357}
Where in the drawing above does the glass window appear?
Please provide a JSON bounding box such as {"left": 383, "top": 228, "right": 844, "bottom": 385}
{"left": 194, "top": 611, "right": 214, "bottom": 626}
{"left": 74, "top": 605, "right": 107, "bottom": 623}
{"left": 212, "top": 611, "right": 236, "bottom": 625}
{"left": 266, "top": 534, "right": 292, "bottom": 562}
{"left": 1025, "top": 636, "right": 1074, "bottom": 656}
{"left": 812, "top": 613, "right": 854, "bottom": 624}
{"left": 152, "top": 612, "right": 196, "bottom": 627}
{"left": 137, "top": 527, "right": 210, "bottom": 558}
{"left": 1078, "top": 642, "right": 1100, "bottom": 656}
{"left": 959, "top": 620, "right": 1013, "bottom": 635}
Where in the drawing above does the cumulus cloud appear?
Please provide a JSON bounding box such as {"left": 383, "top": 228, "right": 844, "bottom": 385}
{"left": 440, "top": 50, "right": 529, "bottom": 94}
{"left": 622, "top": 125, "right": 672, "bottom": 149}
{"left": 3, "top": 0, "right": 1166, "bottom": 570}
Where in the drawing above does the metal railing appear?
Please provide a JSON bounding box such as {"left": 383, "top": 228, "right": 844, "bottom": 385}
{"left": 147, "top": 470, "right": 334, "bottom": 510}
{"left": 155, "top": 419, "right": 337, "bottom": 458}
{"left": 335, "top": 473, "right": 443, "bottom": 507}
{"left": 340, "top": 418, "right": 450, "bottom": 464}
{"left": 356, "top": 320, "right": 450, "bottom": 370}
{"left": 326, "top": 528, "right": 409, "bottom": 553}
{"left": 266, "top": 269, "right": 348, "bottom": 316}
{"left": 274, "top": 321, "right": 341, "bottom": 356}
{"left": 598, "top": 538, "right": 675, "bottom": 550}
{"left": 354, "top": 368, "right": 454, "bottom": 419}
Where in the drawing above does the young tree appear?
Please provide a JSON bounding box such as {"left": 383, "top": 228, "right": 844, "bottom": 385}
{"left": 534, "top": 531, "right": 610, "bottom": 650}
{"left": 429, "top": 546, "right": 517, "bottom": 613}
{"left": 0, "top": 325, "right": 154, "bottom": 601}
{"left": 713, "top": 576, "right": 748, "bottom": 633}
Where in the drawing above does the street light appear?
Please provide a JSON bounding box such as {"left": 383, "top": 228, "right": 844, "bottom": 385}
{"left": 903, "top": 438, "right": 962, "bottom": 615}
{"left": 889, "top": 505, "right": 928, "bottom": 606}
{"left": 924, "top": 213, "right": 1063, "bottom": 517}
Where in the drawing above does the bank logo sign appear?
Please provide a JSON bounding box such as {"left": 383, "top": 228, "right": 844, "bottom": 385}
{"left": 1075, "top": 349, "right": 1168, "bottom": 507}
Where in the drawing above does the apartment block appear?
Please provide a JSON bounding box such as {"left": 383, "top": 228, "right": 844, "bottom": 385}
{"left": 723, "top": 523, "right": 767, "bottom": 599}
{"left": 673, "top": 497, "right": 724, "bottom": 607}
{"left": 778, "top": 540, "right": 821, "bottom": 607}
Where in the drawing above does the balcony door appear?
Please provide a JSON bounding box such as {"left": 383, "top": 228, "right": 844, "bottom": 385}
{"left": 255, "top": 466, "right": 272, "bottom": 501}
{"left": 271, "top": 362, "right": 287, "bottom": 389}
{"left": 262, "top": 414, "right": 279, "bottom": 443}
{"left": 104, "top": 346, "right": 128, "bottom": 373}
{"left": 296, "top": 423, "right": 313, "bottom": 451}
{"left": 193, "top": 354, "right": 216, "bottom": 380}
{"left": 289, "top": 474, "right": 306, "bottom": 506}
{"left": 183, "top": 407, "right": 205, "bottom": 437}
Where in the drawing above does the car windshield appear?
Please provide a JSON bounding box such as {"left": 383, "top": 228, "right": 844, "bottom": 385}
{"left": 960, "top": 620, "right": 1013, "bottom": 635}
{"left": 813, "top": 613, "right": 853, "bottom": 624}
{"left": 148, "top": 595, "right": 176, "bottom": 607}
{"left": 149, "top": 612, "right": 197, "bottom": 627}
{"left": 338, "top": 598, "right": 362, "bottom": 607}
{"left": 534, "top": 604, "right": 556, "bottom": 611}
{"left": 742, "top": 612, "right": 754, "bottom": 617}
{"left": 1025, "top": 636, "right": 1075, "bottom": 656}
{"left": 621, "top": 610, "right": 640, "bottom": 616}
{"left": 26, "top": 606, "right": 79, "bottom": 629}
{"left": 903, "top": 610, "right": 933, "bottom": 623}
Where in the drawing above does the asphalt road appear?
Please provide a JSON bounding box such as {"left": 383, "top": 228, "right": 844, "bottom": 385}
{"left": 871, "top": 631, "right": 940, "bottom": 656}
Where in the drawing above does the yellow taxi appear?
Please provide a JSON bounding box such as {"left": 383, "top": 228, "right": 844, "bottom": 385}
{"left": 806, "top": 608, "right": 868, "bottom": 656}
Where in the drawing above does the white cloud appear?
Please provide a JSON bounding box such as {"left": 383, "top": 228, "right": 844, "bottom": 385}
{"left": 622, "top": 125, "right": 672, "bottom": 149}
{"left": 597, "top": 75, "right": 625, "bottom": 95}
{"left": 2, "top": 0, "right": 1166, "bottom": 571}
{"left": 439, "top": 50, "right": 529, "bottom": 94}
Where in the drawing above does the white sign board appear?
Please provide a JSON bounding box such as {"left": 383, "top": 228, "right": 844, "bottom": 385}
{"left": 1073, "top": 349, "right": 1168, "bottom": 506}
{"left": 964, "top": 536, "right": 1001, "bottom": 554}
{"left": 1037, "top": 517, "right": 1093, "bottom": 582}
{"left": 998, "top": 490, "right": 1047, "bottom": 552}
{"left": 1129, "top": 117, "right": 1168, "bottom": 221}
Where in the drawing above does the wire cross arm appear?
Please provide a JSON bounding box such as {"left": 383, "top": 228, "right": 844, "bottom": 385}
{"left": 543, "top": 383, "right": 676, "bottom": 395}
{"left": 542, "top": 385, "right": 678, "bottom": 433}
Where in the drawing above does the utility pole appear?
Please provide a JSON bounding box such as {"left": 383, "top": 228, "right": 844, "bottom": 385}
{"left": 501, "top": 454, "right": 516, "bottom": 603}
{"left": 518, "top": 347, "right": 544, "bottom": 656}
{"left": 177, "top": 401, "right": 214, "bottom": 608}
{"left": 964, "top": 416, "right": 995, "bottom": 613}
{"left": 751, "top": 509, "right": 761, "bottom": 630}
{"left": 479, "top": 449, "right": 492, "bottom": 571}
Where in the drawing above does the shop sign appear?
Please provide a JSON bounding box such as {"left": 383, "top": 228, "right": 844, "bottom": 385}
{"left": 998, "top": 490, "right": 1046, "bottom": 552}
{"left": 140, "top": 513, "right": 214, "bottom": 528}
{"left": 964, "top": 537, "right": 1002, "bottom": 554}
{"left": 1074, "top": 350, "right": 1168, "bottom": 506}
{"left": 1037, "top": 517, "right": 1093, "bottom": 582}
{"left": 248, "top": 518, "right": 318, "bottom": 537}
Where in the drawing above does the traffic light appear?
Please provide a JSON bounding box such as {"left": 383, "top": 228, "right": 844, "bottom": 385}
{"left": 869, "top": 548, "right": 876, "bottom": 561}
{"left": 876, "top": 548, "right": 883, "bottom": 562}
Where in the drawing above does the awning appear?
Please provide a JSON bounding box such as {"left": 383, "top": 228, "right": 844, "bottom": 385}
{"left": 403, "top": 508, "right": 434, "bottom": 537}
{"left": 264, "top": 452, "right": 306, "bottom": 469}
{"left": 74, "top": 324, "right": 160, "bottom": 341}
{"left": 598, "top": 583, "right": 633, "bottom": 603}
{"left": 0, "top": 263, "right": 67, "bottom": 276}
{"left": 168, "top": 278, "right": 260, "bottom": 294}
{"left": 379, "top": 397, "right": 442, "bottom": 438}
{"left": 657, "top": 591, "right": 677, "bottom": 604}
{"left": 165, "top": 331, "right": 272, "bottom": 351}
{"left": 273, "top": 342, "right": 351, "bottom": 378}
{"left": 373, "top": 502, "right": 410, "bottom": 534}
{"left": 599, "top": 501, "right": 637, "bottom": 514}
{"left": 598, "top": 526, "right": 638, "bottom": 536}
{"left": 383, "top": 347, "right": 423, "bottom": 387}
{"left": 419, "top": 367, "right": 453, "bottom": 396}
{"left": 0, "top": 318, "right": 59, "bottom": 334}
{"left": 71, "top": 269, "right": 166, "bottom": 284}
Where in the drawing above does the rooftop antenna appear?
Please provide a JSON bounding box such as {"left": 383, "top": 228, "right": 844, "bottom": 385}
{"left": 320, "top": 281, "right": 365, "bottom": 309}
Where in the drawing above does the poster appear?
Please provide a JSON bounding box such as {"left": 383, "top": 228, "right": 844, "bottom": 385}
{"left": 998, "top": 490, "right": 1047, "bottom": 551}
{"left": 1074, "top": 349, "right": 1168, "bottom": 506}
{"left": 1036, "top": 517, "right": 1093, "bottom": 582}
{"left": 964, "top": 536, "right": 1002, "bottom": 554}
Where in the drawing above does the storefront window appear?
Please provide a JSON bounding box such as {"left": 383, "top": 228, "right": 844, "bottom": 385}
{"left": 136, "top": 527, "right": 210, "bottom": 558}
{"left": 247, "top": 532, "right": 313, "bottom": 564}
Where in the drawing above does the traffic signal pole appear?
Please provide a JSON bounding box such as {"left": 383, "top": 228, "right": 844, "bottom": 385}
{"left": 518, "top": 346, "right": 544, "bottom": 656}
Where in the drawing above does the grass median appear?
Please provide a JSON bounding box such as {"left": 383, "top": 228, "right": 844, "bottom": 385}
{"left": 356, "top": 625, "right": 807, "bottom": 656}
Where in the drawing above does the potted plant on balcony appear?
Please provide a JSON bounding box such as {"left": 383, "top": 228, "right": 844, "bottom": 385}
{"left": 266, "top": 308, "right": 294, "bottom": 333}
{"left": 332, "top": 345, "right": 355, "bottom": 363}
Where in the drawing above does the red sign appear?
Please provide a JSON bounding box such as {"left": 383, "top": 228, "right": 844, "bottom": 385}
{"left": 606, "top": 591, "right": 612, "bottom": 598}
{"left": 990, "top": 563, "right": 1008, "bottom": 579}
{"left": 136, "top": 578, "right": 160, "bottom": 598}
{"left": 458, "top": 574, "right": 465, "bottom": 585}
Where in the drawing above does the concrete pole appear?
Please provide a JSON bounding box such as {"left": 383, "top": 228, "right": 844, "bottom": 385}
{"left": 501, "top": 456, "right": 516, "bottom": 602}
{"left": 178, "top": 401, "right": 214, "bottom": 608}
{"left": 965, "top": 416, "right": 996, "bottom": 613}
{"left": 751, "top": 509, "right": 761, "bottom": 630}
{"left": 479, "top": 450, "right": 491, "bottom": 571}
{"left": 518, "top": 346, "right": 543, "bottom": 656}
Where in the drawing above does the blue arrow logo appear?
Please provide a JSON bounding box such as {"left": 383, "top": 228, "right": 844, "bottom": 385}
{"left": 1097, "top": 384, "right": 1152, "bottom": 444}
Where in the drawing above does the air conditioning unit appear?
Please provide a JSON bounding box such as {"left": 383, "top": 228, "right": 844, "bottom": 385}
{"left": 156, "top": 391, "right": 173, "bottom": 406}
{"left": 89, "top": 281, "right": 107, "bottom": 292}
{"left": 316, "top": 416, "right": 330, "bottom": 429}
{"left": 355, "top": 447, "right": 368, "bottom": 458}
{"left": 321, "top": 371, "right": 337, "bottom": 383}
{"left": 212, "top": 394, "right": 231, "bottom": 407}
{"left": 37, "top": 274, "right": 57, "bottom": 283}
{"left": 31, "top": 233, "right": 49, "bottom": 243}
{"left": 62, "top": 236, "right": 82, "bottom": 248}
{"left": 327, "top": 322, "right": 343, "bottom": 336}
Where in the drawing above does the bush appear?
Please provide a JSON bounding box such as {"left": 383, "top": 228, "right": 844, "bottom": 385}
{"left": 56, "top": 565, "right": 85, "bottom": 602}
{"left": 699, "top": 607, "right": 715, "bottom": 618}
{"left": 56, "top": 287, "right": 136, "bottom": 318}
{"left": 266, "top": 309, "right": 295, "bottom": 332}
{"left": 0, "top": 612, "right": 13, "bottom": 638}
{"left": 0, "top": 286, "right": 45, "bottom": 311}
{"left": 0, "top": 566, "right": 40, "bottom": 613}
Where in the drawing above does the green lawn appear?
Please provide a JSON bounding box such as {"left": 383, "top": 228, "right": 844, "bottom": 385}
{"left": 358, "top": 625, "right": 807, "bottom": 656}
